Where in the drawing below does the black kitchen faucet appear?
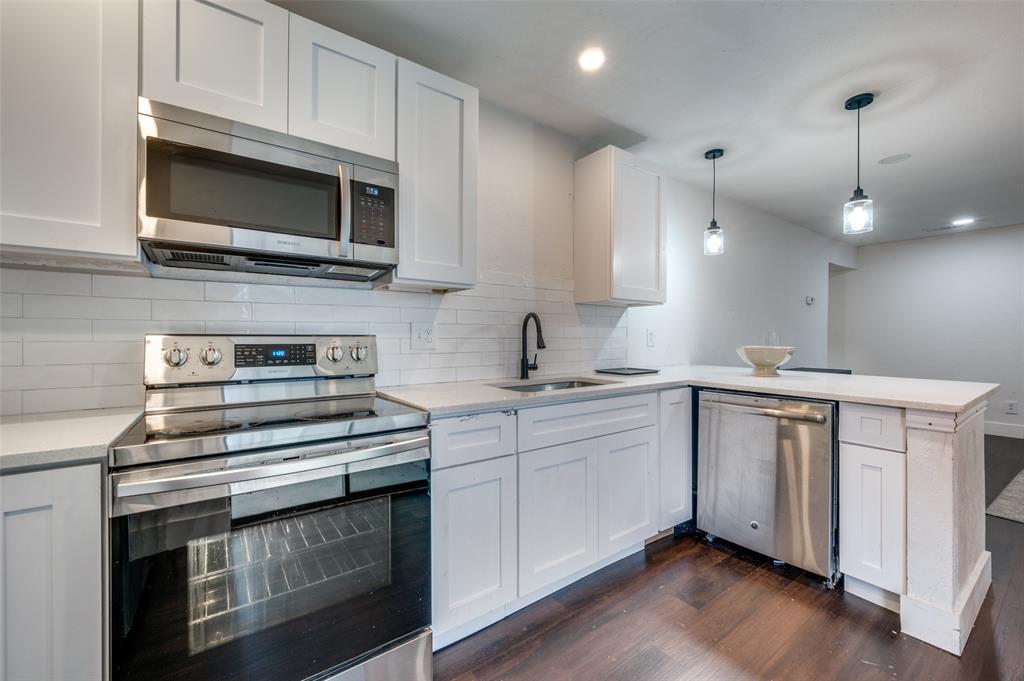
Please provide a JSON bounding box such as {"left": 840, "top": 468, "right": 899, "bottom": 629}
{"left": 520, "top": 313, "right": 546, "bottom": 379}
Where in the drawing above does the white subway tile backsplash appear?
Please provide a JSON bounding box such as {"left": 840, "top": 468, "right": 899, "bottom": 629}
{"left": 1, "top": 270, "right": 91, "bottom": 295}
{"left": 0, "top": 268, "right": 628, "bottom": 415}
{"left": 1, "top": 318, "right": 93, "bottom": 340}
{"left": 21, "top": 384, "right": 144, "bottom": 414}
{"left": 23, "top": 341, "right": 144, "bottom": 366}
{"left": 93, "top": 275, "right": 204, "bottom": 300}
{"left": 252, "top": 303, "right": 332, "bottom": 322}
{"left": 204, "top": 281, "right": 296, "bottom": 303}
{"left": 1, "top": 390, "right": 22, "bottom": 416}
{"left": 23, "top": 295, "right": 151, "bottom": 320}
{"left": 0, "top": 341, "right": 22, "bottom": 366}
{"left": 93, "top": 320, "right": 206, "bottom": 341}
{"left": 0, "top": 365, "right": 93, "bottom": 390}
{"left": 153, "top": 300, "right": 251, "bottom": 321}
{"left": 1, "top": 293, "right": 22, "bottom": 317}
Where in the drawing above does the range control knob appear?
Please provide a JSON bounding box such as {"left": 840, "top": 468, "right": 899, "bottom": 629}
{"left": 163, "top": 347, "right": 189, "bottom": 367}
{"left": 199, "top": 347, "right": 222, "bottom": 366}
{"left": 325, "top": 345, "right": 345, "bottom": 363}
{"left": 350, "top": 345, "right": 368, "bottom": 362}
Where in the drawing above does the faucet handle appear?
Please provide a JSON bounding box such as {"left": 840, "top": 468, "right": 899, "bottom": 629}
{"left": 529, "top": 353, "right": 539, "bottom": 370}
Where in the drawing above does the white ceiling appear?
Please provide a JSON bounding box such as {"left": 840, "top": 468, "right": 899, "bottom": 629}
{"left": 277, "top": 1, "right": 1024, "bottom": 245}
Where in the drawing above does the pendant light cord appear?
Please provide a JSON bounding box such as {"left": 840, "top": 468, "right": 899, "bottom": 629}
{"left": 856, "top": 108, "right": 861, "bottom": 189}
{"left": 712, "top": 156, "right": 717, "bottom": 220}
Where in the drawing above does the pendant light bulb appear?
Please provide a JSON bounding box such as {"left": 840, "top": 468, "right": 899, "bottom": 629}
{"left": 704, "top": 148, "right": 725, "bottom": 255}
{"left": 843, "top": 93, "right": 875, "bottom": 235}
{"left": 704, "top": 221, "right": 724, "bottom": 255}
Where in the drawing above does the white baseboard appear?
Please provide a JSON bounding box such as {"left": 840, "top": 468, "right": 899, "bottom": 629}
{"left": 986, "top": 420, "right": 1024, "bottom": 439}
{"left": 900, "top": 550, "right": 992, "bottom": 656}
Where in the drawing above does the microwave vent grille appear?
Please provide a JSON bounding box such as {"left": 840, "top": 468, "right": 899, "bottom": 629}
{"left": 167, "top": 251, "right": 229, "bottom": 265}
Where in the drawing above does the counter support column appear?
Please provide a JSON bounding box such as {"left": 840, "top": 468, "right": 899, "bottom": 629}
{"left": 901, "top": 402, "right": 990, "bottom": 655}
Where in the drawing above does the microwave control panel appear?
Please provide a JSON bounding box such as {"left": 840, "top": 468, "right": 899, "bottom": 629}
{"left": 351, "top": 181, "right": 395, "bottom": 249}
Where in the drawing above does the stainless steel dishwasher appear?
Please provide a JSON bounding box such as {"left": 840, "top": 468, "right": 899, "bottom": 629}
{"left": 696, "top": 390, "right": 837, "bottom": 581}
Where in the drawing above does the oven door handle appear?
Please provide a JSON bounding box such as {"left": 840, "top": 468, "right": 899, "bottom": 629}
{"left": 113, "top": 434, "right": 429, "bottom": 500}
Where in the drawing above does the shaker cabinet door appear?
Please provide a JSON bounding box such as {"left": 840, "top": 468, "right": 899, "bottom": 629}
{"left": 0, "top": 0, "right": 137, "bottom": 257}
{"left": 610, "top": 149, "right": 665, "bottom": 303}
{"left": 518, "top": 440, "right": 600, "bottom": 595}
{"left": 432, "top": 456, "right": 518, "bottom": 635}
{"left": 288, "top": 14, "right": 396, "bottom": 159}
{"left": 394, "top": 59, "right": 478, "bottom": 288}
{"left": 839, "top": 443, "right": 906, "bottom": 593}
{"left": 142, "top": 0, "right": 289, "bottom": 132}
{"left": 598, "top": 426, "right": 659, "bottom": 558}
{"left": 1, "top": 465, "right": 102, "bottom": 681}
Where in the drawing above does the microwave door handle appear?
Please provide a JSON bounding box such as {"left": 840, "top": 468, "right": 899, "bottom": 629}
{"left": 112, "top": 435, "right": 429, "bottom": 500}
{"left": 338, "top": 163, "right": 353, "bottom": 258}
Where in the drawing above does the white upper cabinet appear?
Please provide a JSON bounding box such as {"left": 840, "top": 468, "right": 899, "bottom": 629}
{"left": 0, "top": 0, "right": 137, "bottom": 257}
{"left": 573, "top": 146, "right": 667, "bottom": 306}
{"left": 287, "top": 14, "right": 396, "bottom": 159}
{"left": 142, "top": 0, "right": 289, "bottom": 131}
{"left": 392, "top": 58, "right": 479, "bottom": 289}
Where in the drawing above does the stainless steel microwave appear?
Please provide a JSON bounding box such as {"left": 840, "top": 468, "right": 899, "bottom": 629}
{"left": 137, "top": 99, "right": 398, "bottom": 282}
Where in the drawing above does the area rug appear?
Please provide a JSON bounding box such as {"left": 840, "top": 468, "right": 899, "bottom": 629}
{"left": 987, "top": 468, "right": 1024, "bottom": 523}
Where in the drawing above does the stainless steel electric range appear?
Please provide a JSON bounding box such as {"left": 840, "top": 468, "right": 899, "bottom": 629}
{"left": 108, "top": 335, "right": 431, "bottom": 681}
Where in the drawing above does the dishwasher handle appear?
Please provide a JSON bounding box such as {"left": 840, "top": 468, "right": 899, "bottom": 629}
{"left": 715, "top": 401, "right": 828, "bottom": 424}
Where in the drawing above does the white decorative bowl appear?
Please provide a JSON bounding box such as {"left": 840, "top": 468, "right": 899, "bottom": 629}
{"left": 736, "top": 346, "right": 795, "bottom": 377}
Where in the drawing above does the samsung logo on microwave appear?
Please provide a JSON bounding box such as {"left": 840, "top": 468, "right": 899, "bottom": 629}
{"left": 276, "top": 239, "right": 302, "bottom": 247}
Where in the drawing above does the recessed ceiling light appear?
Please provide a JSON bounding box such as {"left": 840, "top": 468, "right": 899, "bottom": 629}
{"left": 951, "top": 217, "right": 975, "bottom": 226}
{"left": 578, "top": 47, "right": 605, "bottom": 73}
{"left": 878, "top": 153, "right": 912, "bottom": 165}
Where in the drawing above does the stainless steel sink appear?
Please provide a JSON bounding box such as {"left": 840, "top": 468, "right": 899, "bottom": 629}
{"left": 490, "top": 377, "right": 621, "bottom": 393}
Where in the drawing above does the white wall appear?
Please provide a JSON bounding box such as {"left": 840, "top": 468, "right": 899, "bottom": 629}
{"left": 627, "top": 175, "right": 856, "bottom": 369}
{"left": 829, "top": 224, "right": 1024, "bottom": 437}
{"left": 478, "top": 102, "right": 580, "bottom": 279}
{"left": 0, "top": 102, "right": 628, "bottom": 416}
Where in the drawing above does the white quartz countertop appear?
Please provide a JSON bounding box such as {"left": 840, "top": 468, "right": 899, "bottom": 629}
{"left": 378, "top": 365, "right": 1000, "bottom": 417}
{"left": 0, "top": 407, "right": 142, "bottom": 473}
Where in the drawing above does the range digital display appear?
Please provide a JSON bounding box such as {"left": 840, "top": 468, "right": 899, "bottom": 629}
{"left": 235, "top": 344, "right": 318, "bottom": 367}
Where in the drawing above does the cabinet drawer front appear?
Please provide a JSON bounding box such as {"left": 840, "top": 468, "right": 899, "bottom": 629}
{"left": 839, "top": 443, "right": 906, "bottom": 593}
{"left": 517, "top": 392, "right": 658, "bottom": 452}
{"left": 840, "top": 402, "right": 906, "bottom": 452}
{"left": 432, "top": 411, "right": 517, "bottom": 469}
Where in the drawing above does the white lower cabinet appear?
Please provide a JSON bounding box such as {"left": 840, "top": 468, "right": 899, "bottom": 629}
{"left": 518, "top": 439, "right": 600, "bottom": 595}
{"left": 1, "top": 464, "right": 102, "bottom": 681}
{"left": 598, "top": 426, "right": 658, "bottom": 558}
{"left": 839, "top": 442, "right": 906, "bottom": 593}
{"left": 432, "top": 455, "right": 518, "bottom": 635}
{"left": 658, "top": 388, "right": 692, "bottom": 531}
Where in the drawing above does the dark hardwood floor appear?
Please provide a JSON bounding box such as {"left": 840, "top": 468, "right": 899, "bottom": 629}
{"left": 434, "top": 435, "right": 1024, "bottom": 681}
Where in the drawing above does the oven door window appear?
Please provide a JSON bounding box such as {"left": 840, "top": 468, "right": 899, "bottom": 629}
{"left": 145, "top": 138, "right": 340, "bottom": 240}
{"left": 110, "top": 462, "right": 429, "bottom": 681}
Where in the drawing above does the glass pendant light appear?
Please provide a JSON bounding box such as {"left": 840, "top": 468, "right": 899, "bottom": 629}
{"left": 704, "top": 148, "right": 725, "bottom": 255}
{"left": 843, "top": 93, "right": 875, "bottom": 235}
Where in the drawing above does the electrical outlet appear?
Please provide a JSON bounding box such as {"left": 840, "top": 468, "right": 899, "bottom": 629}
{"left": 646, "top": 329, "right": 655, "bottom": 348}
{"left": 1006, "top": 400, "right": 1020, "bottom": 416}
{"left": 411, "top": 322, "right": 435, "bottom": 351}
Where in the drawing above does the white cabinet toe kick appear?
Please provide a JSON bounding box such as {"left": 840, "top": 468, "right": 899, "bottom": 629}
{"left": 839, "top": 401, "right": 991, "bottom": 656}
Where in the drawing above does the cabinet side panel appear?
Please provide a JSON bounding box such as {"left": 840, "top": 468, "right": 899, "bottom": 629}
{"left": 572, "top": 147, "right": 612, "bottom": 304}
